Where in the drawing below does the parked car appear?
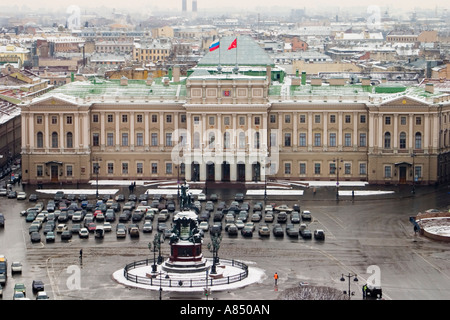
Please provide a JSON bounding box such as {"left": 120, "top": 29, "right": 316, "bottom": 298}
{"left": 274, "top": 204, "right": 293, "bottom": 213}
{"left": 235, "top": 219, "right": 245, "bottom": 229}
{"left": 28, "top": 194, "right": 38, "bottom": 202}
{"left": 14, "top": 283, "right": 26, "bottom": 295}
{"left": 234, "top": 193, "right": 244, "bottom": 201}
{"left": 116, "top": 228, "right": 126, "bottom": 238}
{"left": 197, "top": 193, "right": 206, "bottom": 201}
{"left": 61, "top": 230, "right": 72, "bottom": 240}
{"left": 46, "top": 232, "right": 56, "bottom": 242}
{"left": 56, "top": 224, "right": 68, "bottom": 233}
{"left": 291, "top": 212, "right": 301, "bottom": 223}
{"left": 241, "top": 225, "right": 253, "bottom": 237}
{"left": 11, "top": 262, "right": 22, "bottom": 274}
{"left": 103, "top": 222, "right": 112, "bottom": 232}
{"left": 32, "top": 280, "right": 44, "bottom": 293}
{"left": 258, "top": 224, "right": 271, "bottom": 237}
{"left": 286, "top": 224, "right": 299, "bottom": 238}
{"left": 199, "top": 221, "right": 209, "bottom": 231}
{"left": 273, "top": 224, "right": 284, "bottom": 237}
{"left": 302, "top": 210, "right": 312, "bottom": 221}
{"left": 209, "top": 193, "right": 218, "bottom": 201}
{"left": 7, "top": 190, "right": 17, "bottom": 198}
{"left": 0, "top": 214, "right": 4, "bottom": 227}
{"left": 300, "top": 228, "right": 312, "bottom": 239}
{"left": 209, "top": 224, "right": 222, "bottom": 236}
{"left": 30, "top": 231, "right": 41, "bottom": 243}
{"left": 79, "top": 228, "right": 89, "bottom": 239}
{"left": 277, "top": 212, "right": 288, "bottom": 223}
{"left": 17, "top": 192, "right": 27, "bottom": 200}
{"left": 129, "top": 226, "right": 140, "bottom": 238}
{"left": 264, "top": 213, "right": 274, "bottom": 222}
{"left": 314, "top": 229, "right": 325, "bottom": 240}
{"left": 251, "top": 213, "right": 261, "bottom": 222}
{"left": 36, "top": 291, "right": 50, "bottom": 300}
{"left": 143, "top": 222, "right": 153, "bottom": 233}
{"left": 226, "top": 223, "right": 238, "bottom": 236}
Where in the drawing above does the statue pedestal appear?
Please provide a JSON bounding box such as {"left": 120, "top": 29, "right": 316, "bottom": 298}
{"left": 162, "top": 241, "right": 208, "bottom": 273}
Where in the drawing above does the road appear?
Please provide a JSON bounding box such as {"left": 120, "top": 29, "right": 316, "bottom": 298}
{"left": 0, "top": 180, "right": 449, "bottom": 301}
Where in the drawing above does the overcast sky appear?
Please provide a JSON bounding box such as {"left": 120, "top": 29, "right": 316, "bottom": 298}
{"left": 7, "top": 0, "right": 449, "bottom": 12}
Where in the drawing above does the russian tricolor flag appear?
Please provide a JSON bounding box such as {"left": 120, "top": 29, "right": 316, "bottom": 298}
{"left": 209, "top": 40, "right": 220, "bottom": 52}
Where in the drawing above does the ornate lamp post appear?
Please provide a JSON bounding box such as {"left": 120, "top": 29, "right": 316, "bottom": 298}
{"left": 340, "top": 273, "right": 358, "bottom": 299}
{"left": 333, "top": 158, "right": 343, "bottom": 201}
{"left": 92, "top": 157, "right": 101, "bottom": 200}
{"left": 150, "top": 231, "right": 162, "bottom": 273}
{"left": 208, "top": 232, "right": 222, "bottom": 274}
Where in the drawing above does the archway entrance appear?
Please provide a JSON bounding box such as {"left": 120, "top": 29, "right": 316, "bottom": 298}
{"left": 221, "top": 162, "right": 230, "bottom": 182}
{"left": 237, "top": 163, "right": 245, "bottom": 182}
{"left": 206, "top": 162, "right": 215, "bottom": 181}
{"left": 252, "top": 162, "right": 261, "bottom": 182}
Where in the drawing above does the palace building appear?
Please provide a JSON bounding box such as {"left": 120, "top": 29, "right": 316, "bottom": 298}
{"left": 19, "top": 36, "right": 450, "bottom": 186}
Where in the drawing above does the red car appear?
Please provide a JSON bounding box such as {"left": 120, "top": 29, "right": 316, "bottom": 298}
{"left": 87, "top": 222, "right": 97, "bottom": 232}
{"left": 93, "top": 210, "right": 102, "bottom": 218}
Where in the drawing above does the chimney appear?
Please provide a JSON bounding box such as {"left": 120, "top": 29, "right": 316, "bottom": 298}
{"left": 301, "top": 71, "right": 306, "bottom": 85}
{"left": 266, "top": 65, "right": 272, "bottom": 84}
{"left": 173, "top": 65, "right": 180, "bottom": 82}
{"left": 425, "top": 83, "right": 434, "bottom": 94}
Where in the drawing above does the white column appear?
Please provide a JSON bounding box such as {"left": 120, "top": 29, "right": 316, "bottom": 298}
{"left": 393, "top": 113, "right": 398, "bottom": 151}
{"left": 74, "top": 113, "right": 79, "bottom": 150}
{"left": 185, "top": 161, "right": 191, "bottom": 181}
{"left": 322, "top": 111, "right": 327, "bottom": 150}
{"left": 115, "top": 112, "right": 120, "bottom": 147}
{"left": 44, "top": 113, "right": 49, "bottom": 149}
{"left": 199, "top": 161, "right": 206, "bottom": 181}
{"left": 28, "top": 114, "right": 34, "bottom": 148}
{"left": 378, "top": 114, "right": 383, "bottom": 149}
{"left": 307, "top": 112, "right": 313, "bottom": 150}
{"left": 245, "top": 159, "right": 252, "bottom": 182}
{"left": 408, "top": 114, "right": 414, "bottom": 150}
{"left": 130, "top": 111, "right": 135, "bottom": 148}
{"left": 230, "top": 163, "right": 237, "bottom": 181}
{"left": 338, "top": 112, "right": 343, "bottom": 149}
{"left": 159, "top": 112, "right": 164, "bottom": 146}
{"left": 59, "top": 114, "right": 64, "bottom": 149}
{"left": 424, "top": 114, "right": 429, "bottom": 153}
{"left": 144, "top": 112, "right": 149, "bottom": 148}
{"left": 293, "top": 111, "right": 298, "bottom": 147}
{"left": 368, "top": 113, "right": 374, "bottom": 152}
{"left": 353, "top": 111, "right": 358, "bottom": 149}
{"left": 83, "top": 113, "right": 89, "bottom": 150}
{"left": 100, "top": 112, "right": 106, "bottom": 147}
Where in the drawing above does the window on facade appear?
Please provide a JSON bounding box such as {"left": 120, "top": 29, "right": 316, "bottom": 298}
{"left": 107, "top": 133, "right": 114, "bottom": 146}
{"left": 66, "top": 116, "right": 73, "bottom": 124}
{"left": 136, "top": 163, "right": 143, "bottom": 174}
{"left": 151, "top": 163, "right": 158, "bottom": 174}
{"left": 239, "top": 117, "right": 245, "bottom": 126}
{"left": 166, "top": 163, "right": 172, "bottom": 174}
{"left": 254, "top": 132, "right": 260, "bottom": 149}
{"left": 330, "top": 115, "right": 336, "bottom": 123}
{"left": 344, "top": 133, "right": 351, "bottom": 147}
{"left": 166, "top": 115, "right": 172, "bottom": 123}
{"left": 400, "top": 116, "right": 406, "bottom": 125}
{"left": 37, "top": 132, "right": 43, "bottom": 148}
{"left": 359, "top": 163, "right": 367, "bottom": 175}
{"left": 329, "top": 133, "right": 336, "bottom": 147}
{"left": 284, "top": 163, "right": 291, "bottom": 174}
{"left": 208, "top": 132, "right": 215, "bottom": 148}
{"left": 360, "top": 114, "right": 366, "bottom": 123}
{"left": 384, "top": 166, "right": 391, "bottom": 178}
{"left": 107, "top": 163, "right": 114, "bottom": 174}
{"left": 414, "top": 166, "right": 422, "bottom": 179}
{"left": 51, "top": 132, "right": 58, "bottom": 148}
{"left": 209, "top": 116, "right": 215, "bottom": 125}
{"left": 152, "top": 114, "right": 158, "bottom": 123}
{"left": 224, "top": 117, "right": 230, "bottom": 126}
{"left": 345, "top": 163, "right": 351, "bottom": 175}
{"left": 181, "top": 115, "right": 186, "bottom": 123}
{"left": 285, "top": 115, "right": 291, "bottom": 123}
{"left": 385, "top": 116, "right": 391, "bottom": 125}
{"left": 224, "top": 132, "right": 231, "bottom": 149}
{"left": 122, "top": 114, "right": 128, "bottom": 123}
{"left": 36, "top": 116, "right": 43, "bottom": 124}
{"left": 314, "top": 115, "right": 320, "bottom": 123}
{"left": 399, "top": 132, "right": 406, "bottom": 149}
{"left": 299, "top": 115, "right": 306, "bottom": 123}
{"left": 136, "top": 133, "right": 143, "bottom": 146}
{"left": 255, "top": 117, "right": 261, "bottom": 125}
{"left": 37, "top": 165, "right": 43, "bottom": 177}
{"left": 415, "top": 132, "right": 422, "bottom": 149}
{"left": 51, "top": 116, "right": 57, "bottom": 125}
{"left": 151, "top": 133, "right": 158, "bottom": 146}
{"left": 270, "top": 114, "right": 276, "bottom": 123}
{"left": 180, "top": 163, "right": 185, "bottom": 174}
{"left": 166, "top": 133, "right": 172, "bottom": 147}
{"left": 345, "top": 115, "right": 351, "bottom": 123}
{"left": 299, "top": 133, "right": 306, "bottom": 147}
{"left": 93, "top": 114, "right": 99, "bottom": 123}
{"left": 314, "top": 133, "right": 321, "bottom": 147}
{"left": 384, "top": 132, "right": 391, "bottom": 149}
{"left": 65, "top": 165, "right": 72, "bottom": 177}
{"left": 122, "top": 133, "right": 129, "bottom": 146}
{"left": 66, "top": 132, "right": 73, "bottom": 148}
{"left": 137, "top": 114, "right": 143, "bottom": 123}
{"left": 314, "top": 163, "right": 321, "bottom": 175}
{"left": 416, "top": 117, "right": 422, "bottom": 125}
{"left": 122, "top": 163, "right": 128, "bottom": 174}
{"left": 299, "top": 163, "right": 306, "bottom": 175}
{"left": 284, "top": 133, "right": 291, "bottom": 147}
{"left": 193, "top": 116, "right": 200, "bottom": 125}
{"left": 359, "top": 133, "right": 366, "bottom": 147}
{"left": 329, "top": 163, "right": 336, "bottom": 174}
{"left": 107, "top": 114, "right": 113, "bottom": 123}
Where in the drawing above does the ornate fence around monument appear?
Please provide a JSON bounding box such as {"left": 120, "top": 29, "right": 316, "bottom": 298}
{"left": 123, "top": 258, "right": 249, "bottom": 288}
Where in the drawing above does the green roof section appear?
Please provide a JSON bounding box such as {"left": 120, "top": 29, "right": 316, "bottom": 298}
{"left": 197, "top": 35, "right": 274, "bottom": 67}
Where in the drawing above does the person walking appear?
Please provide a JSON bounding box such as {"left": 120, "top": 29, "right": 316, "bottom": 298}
{"left": 274, "top": 272, "right": 278, "bottom": 285}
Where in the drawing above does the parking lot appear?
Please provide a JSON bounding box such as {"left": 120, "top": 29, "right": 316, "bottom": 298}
{"left": 1, "top": 178, "right": 450, "bottom": 300}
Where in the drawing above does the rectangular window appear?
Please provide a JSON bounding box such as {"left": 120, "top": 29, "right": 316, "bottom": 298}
{"left": 107, "top": 163, "right": 114, "bottom": 174}
{"left": 285, "top": 115, "right": 291, "bottom": 123}
{"left": 344, "top": 133, "right": 351, "bottom": 147}
{"left": 36, "top": 116, "right": 43, "bottom": 124}
{"left": 360, "top": 114, "right": 366, "bottom": 124}
{"left": 299, "top": 163, "right": 306, "bottom": 175}
{"left": 384, "top": 166, "right": 391, "bottom": 178}
{"left": 37, "top": 165, "right": 43, "bottom": 177}
{"left": 66, "top": 116, "right": 73, "bottom": 124}
{"left": 284, "top": 133, "right": 291, "bottom": 147}
{"left": 51, "top": 116, "right": 57, "bottom": 124}
{"left": 270, "top": 114, "right": 276, "bottom": 123}
{"left": 92, "top": 114, "right": 99, "bottom": 123}
{"left": 209, "top": 116, "right": 215, "bottom": 125}
{"left": 166, "top": 115, "right": 172, "bottom": 123}
{"left": 254, "top": 116, "right": 260, "bottom": 125}
{"left": 314, "top": 115, "right": 321, "bottom": 123}
{"left": 330, "top": 163, "right": 336, "bottom": 174}
{"left": 151, "top": 163, "right": 158, "bottom": 174}
{"left": 107, "top": 114, "right": 113, "bottom": 123}
{"left": 329, "top": 133, "right": 336, "bottom": 147}
{"left": 136, "top": 133, "right": 143, "bottom": 146}
{"left": 345, "top": 115, "right": 351, "bottom": 123}
{"left": 136, "top": 114, "right": 143, "bottom": 123}
{"left": 314, "top": 133, "right": 321, "bottom": 147}
{"left": 224, "top": 116, "right": 230, "bottom": 125}
{"left": 299, "top": 133, "right": 306, "bottom": 147}
{"left": 359, "top": 163, "right": 367, "bottom": 175}
{"left": 330, "top": 115, "right": 336, "bottom": 123}
{"left": 299, "top": 115, "right": 306, "bottom": 123}
{"left": 137, "top": 163, "right": 143, "bottom": 174}
{"left": 284, "top": 163, "right": 291, "bottom": 174}
{"left": 122, "top": 114, "right": 128, "bottom": 123}
{"left": 166, "top": 163, "right": 172, "bottom": 174}
{"left": 416, "top": 116, "right": 422, "bottom": 125}
{"left": 151, "top": 133, "right": 158, "bottom": 146}
{"left": 107, "top": 133, "right": 114, "bottom": 146}
{"left": 385, "top": 116, "right": 391, "bottom": 125}
{"left": 166, "top": 133, "right": 172, "bottom": 147}
{"left": 239, "top": 116, "right": 245, "bottom": 126}
{"left": 193, "top": 116, "right": 200, "bottom": 124}
{"left": 414, "top": 166, "right": 422, "bottom": 179}
{"left": 92, "top": 133, "right": 99, "bottom": 146}
{"left": 400, "top": 116, "right": 406, "bottom": 125}
{"left": 181, "top": 115, "right": 186, "bottom": 123}
{"left": 122, "top": 133, "right": 129, "bottom": 146}
{"left": 314, "top": 163, "right": 321, "bottom": 175}
{"left": 359, "top": 133, "right": 367, "bottom": 147}
{"left": 152, "top": 114, "right": 158, "bottom": 123}
{"left": 122, "top": 163, "right": 128, "bottom": 174}
{"left": 66, "top": 165, "right": 73, "bottom": 177}
{"left": 344, "top": 163, "right": 351, "bottom": 175}
{"left": 270, "top": 133, "right": 277, "bottom": 147}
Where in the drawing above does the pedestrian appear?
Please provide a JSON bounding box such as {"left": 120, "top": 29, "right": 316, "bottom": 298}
{"left": 79, "top": 249, "right": 83, "bottom": 261}
{"left": 274, "top": 272, "right": 278, "bottom": 285}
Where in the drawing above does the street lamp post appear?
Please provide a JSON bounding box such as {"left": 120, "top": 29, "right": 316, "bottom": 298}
{"left": 93, "top": 157, "right": 101, "bottom": 200}
{"left": 411, "top": 153, "right": 416, "bottom": 194}
{"left": 333, "top": 158, "right": 343, "bottom": 200}
{"left": 340, "top": 273, "right": 358, "bottom": 299}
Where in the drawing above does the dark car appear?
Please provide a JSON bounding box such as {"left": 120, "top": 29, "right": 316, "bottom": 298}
{"left": 30, "top": 231, "right": 41, "bottom": 243}
{"left": 210, "top": 224, "right": 222, "bottom": 236}
{"left": 273, "top": 224, "right": 284, "bottom": 237}
{"left": 234, "top": 193, "right": 244, "bottom": 201}
{"left": 7, "top": 190, "right": 17, "bottom": 198}
{"left": 291, "top": 212, "right": 301, "bottom": 224}
{"left": 213, "top": 211, "right": 224, "bottom": 221}
{"left": 241, "top": 225, "right": 253, "bottom": 237}
{"left": 119, "top": 210, "right": 131, "bottom": 222}
{"left": 277, "top": 212, "right": 288, "bottom": 223}
{"left": 132, "top": 212, "right": 143, "bottom": 222}
{"left": 209, "top": 194, "right": 218, "bottom": 202}
{"left": 286, "top": 224, "right": 299, "bottom": 238}
{"left": 0, "top": 214, "right": 4, "bottom": 227}
{"left": 61, "top": 230, "right": 72, "bottom": 240}
{"left": 32, "top": 280, "right": 45, "bottom": 293}
{"left": 28, "top": 194, "right": 38, "bottom": 202}
{"left": 58, "top": 211, "right": 69, "bottom": 222}
{"left": 314, "top": 229, "right": 325, "bottom": 240}
{"left": 300, "top": 229, "right": 312, "bottom": 239}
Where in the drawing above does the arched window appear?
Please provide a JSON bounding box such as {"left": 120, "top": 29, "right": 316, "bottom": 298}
{"left": 66, "top": 132, "right": 73, "bottom": 148}
{"left": 51, "top": 132, "right": 58, "bottom": 148}
{"left": 239, "top": 132, "right": 246, "bottom": 148}
{"left": 208, "top": 132, "right": 215, "bottom": 148}
{"left": 399, "top": 132, "right": 406, "bottom": 149}
{"left": 415, "top": 132, "right": 422, "bottom": 149}
{"left": 223, "top": 132, "right": 230, "bottom": 149}
{"left": 254, "top": 132, "right": 260, "bottom": 149}
{"left": 37, "top": 132, "right": 43, "bottom": 148}
{"left": 384, "top": 132, "right": 391, "bottom": 149}
{"left": 193, "top": 132, "right": 200, "bottom": 149}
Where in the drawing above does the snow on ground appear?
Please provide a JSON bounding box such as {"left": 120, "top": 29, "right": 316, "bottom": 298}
{"left": 339, "top": 190, "right": 395, "bottom": 196}
{"left": 112, "top": 262, "right": 266, "bottom": 292}
{"left": 246, "top": 190, "right": 304, "bottom": 196}
{"left": 37, "top": 189, "right": 119, "bottom": 195}
{"left": 424, "top": 226, "right": 450, "bottom": 237}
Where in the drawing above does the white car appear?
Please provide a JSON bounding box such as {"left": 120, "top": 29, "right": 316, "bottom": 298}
{"left": 79, "top": 228, "right": 89, "bottom": 238}
{"left": 199, "top": 221, "right": 209, "bottom": 231}
{"left": 56, "top": 224, "right": 68, "bottom": 233}
{"left": 116, "top": 228, "right": 126, "bottom": 238}
{"left": 11, "top": 262, "right": 22, "bottom": 274}
{"left": 102, "top": 222, "right": 112, "bottom": 232}
{"left": 197, "top": 193, "right": 206, "bottom": 201}
{"left": 17, "top": 192, "right": 27, "bottom": 200}
{"left": 143, "top": 222, "right": 153, "bottom": 233}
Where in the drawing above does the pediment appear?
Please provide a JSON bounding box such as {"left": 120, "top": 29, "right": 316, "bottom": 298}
{"left": 380, "top": 96, "right": 429, "bottom": 108}
{"left": 29, "top": 94, "right": 79, "bottom": 109}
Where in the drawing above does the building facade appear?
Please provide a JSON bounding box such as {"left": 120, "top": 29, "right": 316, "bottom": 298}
{"left": 19, "top": 75, "right": 450, "bottom": 186}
